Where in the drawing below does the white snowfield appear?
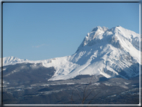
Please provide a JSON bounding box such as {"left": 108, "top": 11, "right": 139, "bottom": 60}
{"left": 1, "top": 26, "right": 141, "bottom": 81}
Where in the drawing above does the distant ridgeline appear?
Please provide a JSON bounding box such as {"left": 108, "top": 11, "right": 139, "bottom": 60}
{"left": 1, "top": 26, "right": 141, "bottom": 81}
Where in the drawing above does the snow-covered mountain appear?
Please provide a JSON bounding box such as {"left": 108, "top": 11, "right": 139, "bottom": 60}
{"left": 0, "top": 56, "right": 29, "bottom": 66}
{"left": 1, "top": 26, "right": 141, "bottom": 81}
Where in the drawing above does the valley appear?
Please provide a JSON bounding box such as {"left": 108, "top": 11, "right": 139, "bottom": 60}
{"left": 2, "top": 63, "right": 140, "bottom": 104}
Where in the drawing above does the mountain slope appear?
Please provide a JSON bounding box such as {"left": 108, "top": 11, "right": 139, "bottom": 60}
{"left": 48, "top": 26, "right": 141, "bottom": 80}
{"left": 1, "top": 26, "right": 141, "bottom": 81}
{"left": 0, "top": 56, "right": 28, "bottom": 66}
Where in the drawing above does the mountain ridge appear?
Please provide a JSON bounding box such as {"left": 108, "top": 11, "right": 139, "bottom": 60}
{"left": 1, "top": 26, "right": 141, "bottom": 81}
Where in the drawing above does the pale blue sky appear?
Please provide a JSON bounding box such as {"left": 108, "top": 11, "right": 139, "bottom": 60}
{"left": 3, "top": 3, "right": 139, "bottom": 60}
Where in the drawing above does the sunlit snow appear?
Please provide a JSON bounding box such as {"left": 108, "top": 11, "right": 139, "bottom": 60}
{"left": 1, "top": 26, "right": 141, "bottom": 81}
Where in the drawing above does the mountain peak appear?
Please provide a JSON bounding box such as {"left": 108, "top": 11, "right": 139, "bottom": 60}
{"left": 76, "top": 26, "right": 140, "bottom": 53}
{"left": 92, "top": 26, "right": 108, "bottom": 32}
{"left": 0, "top": 56, "right": 29, "bottom": 67}
{"left": 116, "top": 25, "right": 121, "bottom": 27}
{"left": 2, "top": 26, "right": 141, "bottom": 81}
{"left": 112, "top": 25, "right": 123, "bottom": 30}
{"left": 77, "top": 26, "right": 108, "bottom": 51}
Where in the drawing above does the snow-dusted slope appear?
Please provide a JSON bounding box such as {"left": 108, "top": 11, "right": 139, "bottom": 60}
{"left": 49, "top": 26, "right": 141, "bottom": 80}
{"left": 0, "top": 56, "right": 29, "bottom": 66}
{"left": 1, "top": 26, "right": 141, "bottom": 81}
